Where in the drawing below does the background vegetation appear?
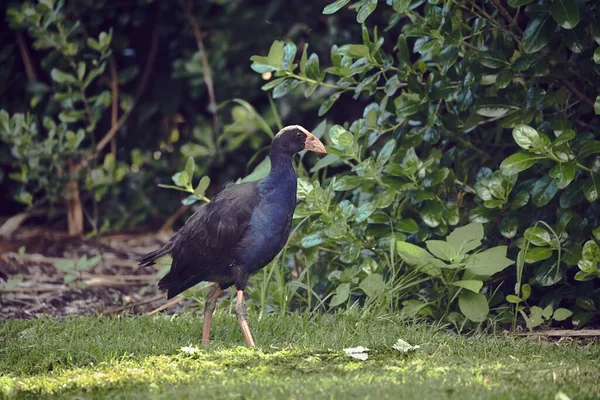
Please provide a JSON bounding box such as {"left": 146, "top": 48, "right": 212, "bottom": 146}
{"left": 1, "top": 0, "right": 599, "bottom": 330}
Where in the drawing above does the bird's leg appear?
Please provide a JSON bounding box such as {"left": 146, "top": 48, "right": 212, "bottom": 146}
{"left": 235, "top": 290, "right": 255, "bottom": 347}
{"left": 202, "top": 286, "right": 223, "bottom": 344}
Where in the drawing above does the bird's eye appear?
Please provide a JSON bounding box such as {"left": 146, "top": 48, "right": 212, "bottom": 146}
{"left": 296, "top": 132, "right": 301, "bottom": 138}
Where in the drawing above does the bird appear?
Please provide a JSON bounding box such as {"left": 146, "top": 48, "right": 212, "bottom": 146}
{"left": 138, "top": 125, "right": 326, "bottom": 347}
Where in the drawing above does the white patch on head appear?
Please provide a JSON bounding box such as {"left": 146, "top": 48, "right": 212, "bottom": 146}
{"left": 275, "top": 125, "right": 309, "bottom": 138}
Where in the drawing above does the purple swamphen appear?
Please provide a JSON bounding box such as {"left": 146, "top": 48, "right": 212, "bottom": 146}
{"left": 138, "top": 125, "right": 326, "bottom": 346}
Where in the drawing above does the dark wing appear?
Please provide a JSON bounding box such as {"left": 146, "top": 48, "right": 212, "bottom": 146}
{"left": 157, "top": 182, "right": 260, "bottom": 298}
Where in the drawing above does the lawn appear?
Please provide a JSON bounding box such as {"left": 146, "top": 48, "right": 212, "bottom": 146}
{"left": 1, "top": 312, "right": 598, "bottom": 399}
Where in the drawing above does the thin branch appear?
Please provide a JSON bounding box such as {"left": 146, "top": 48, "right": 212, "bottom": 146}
{"left": 15, "top": 31, "right": 37, "bottom": 81}
{"left": 96, "top": 20, "right": 159, "bottom": 153}
{"left": 109, "top": 57, "right": 120, "bottom": 158}
{"left": 159, "top": 204, "right": 190, "bottom": 233}
{"left": 180, "top": 0, "right": 221, "bottom": 153}
{"left": 560, "top": 79, "right": 595, "bottom": 110}
{"left": 490, "top": 0, "right": 524, "bottom": 35}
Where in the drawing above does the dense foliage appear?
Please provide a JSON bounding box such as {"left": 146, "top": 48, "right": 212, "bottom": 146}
{"left": 2, "top": 0, "right": 600, "bottom": 330}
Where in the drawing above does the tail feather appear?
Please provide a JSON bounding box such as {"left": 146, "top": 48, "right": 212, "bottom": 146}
{"left": 137, "top": 243, "right": 172, "bottom": 267}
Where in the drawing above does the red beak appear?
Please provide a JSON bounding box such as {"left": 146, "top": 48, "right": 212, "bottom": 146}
{"left": 304, "top": 132, "right": 327, "bottom": 154}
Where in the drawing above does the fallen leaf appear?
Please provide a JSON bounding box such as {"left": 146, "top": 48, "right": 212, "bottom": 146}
{"left": 392, "top": 338, "right": 420, "bottom": 353}
{"left": 343, "top": 346, "right": 370, "bottom": 360}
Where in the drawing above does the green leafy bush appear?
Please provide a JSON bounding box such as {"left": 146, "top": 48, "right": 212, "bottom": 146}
{"left": 244, "top": 0, "right": 600, "bottom": 328}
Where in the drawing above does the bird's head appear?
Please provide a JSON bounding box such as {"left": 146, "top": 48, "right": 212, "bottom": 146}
{"left": 272, "top": 125, "right": 327, "bottom": 155}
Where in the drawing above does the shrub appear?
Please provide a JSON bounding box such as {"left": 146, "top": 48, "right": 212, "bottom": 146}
{"left": 243, "top": 0, "right": 600, "bottom": 328}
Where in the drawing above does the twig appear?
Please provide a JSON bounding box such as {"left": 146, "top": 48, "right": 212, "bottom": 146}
{"left": 560, "top": 79, "right": 595, "bottom": 110}
{"left": 102, "top": 294, "right": 165, "bottom": 316}
{"left": 15, "top": 31, "right": 37, "bottom": 81}
{"left": 147, "top": 296, "right": 184, "bottom": 316}
{"left": 159, "top": 204, "right": 190, "bottom": 232}
{"left": 146, "top": 282, "right": 215, "bottom": 315}
{"left": 95, "top": 22, "right": 159, "bottom": 152}
{"left": 180, "top": 0, "right": 221, "bottom": 154}
{"left": 490, "top": 0, "right": 523, "bottom": 35}
{"left": 108, "top": 56, "right": 120, "bottom": 158}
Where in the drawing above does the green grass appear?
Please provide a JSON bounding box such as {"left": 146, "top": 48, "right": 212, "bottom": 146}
{"left": 1, "top": 312, "right": 599, "bottom": 399}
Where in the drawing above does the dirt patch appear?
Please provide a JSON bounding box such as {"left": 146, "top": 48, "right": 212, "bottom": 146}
{"left": 0, "top": 227, "right": 203, "bottom": 320}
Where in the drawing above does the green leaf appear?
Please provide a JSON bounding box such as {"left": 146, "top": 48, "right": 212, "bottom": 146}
{"left": 396, "top": 241, "right": 443, "bottom": 276}
{"left": 273, "top": 79, "right": 299, "bottom": 99}
{"left": 512, "top": 124, "right": 548, "bottom": 150}
{"left": 77, "top": 62, "right": 86, "bottom": 81}
{"left": 374, "top": 190, "right": 396, "bottom": 208}
{"left": 452, "top": 280, "right": 483, "bottom": 293}
{"left": 495, "top": 70, "right": 513, "bottom": 89}
{"left": 396, "top": 35, "right": 410, "bottom": 65}
{"left": 525, "top": 247, "right": 553, "bottom": 263}
{"left": 377, "top": 140, "right": 396, "bottom": 167}
{"left": 421, "top": 202, "right": 443, "bottom": 228}
{"left": 542, "top": 305, "right": 554, "bottom": 320}
{"left": 355, "top": 202, "right": 376, "bottom": 223}
{"left": 241, "top": 156, "right": 271, "bottom": 183}
{"left": 531, "top": 175, "right": 559, "bottom": 207}
{"left": 395, "top": 93, "right": 424, "bottom": 117}
{"left": 329, "top": 125, "right": 353, "bottom": 147}
{"left": 478, "top": 51, "right": 509, "bottom": 69}
{"left": 594, "top": 48, "right": 600, "bottom": 65}
{"left": 333, "top": 176, "right": 362, "bottom": 191}
{"left": 325, "top": 221, "right": 347, "bottom": 239}
{"left": 474, "top": 99, "right": 518, "bottom": 118}
{"left": 524, "top": 226, "right": 553, "bottom": 246}
{"left": 305, "top": 53, "right": 320, "bottom": 81}
{"left": 576, "top": 297, "right": 596, "bottom": 311}
{"left": 184, "top": 157, "right": 195, "bottom": 185}
{"left": 267, "top": 40, "right": 285, "bottom": 67}
{"left": 522, "top": 15, "right": 556, "bottom": 54}
{"left": 340, "top": 241, "right": 361, "bottom": 263}
{"left": 465, "top": 246, "right": 514, "bottom": 276}
{"left": 330, "top": 283, "right": 350, "bottom": 307}
{"left": 583, "top": 179, "right": 599, "bottom": 203}
{"left": 281, "top": 42, "right": 297, "bottom": 70}
{"left": 323, "top": 0, "right": 351, "bottom": 14}
{"left": 397, "top": 219, "right": 419, "bottom": 234}
{"left": 551, "top": 0, "right": 580, "bottom": 29}
{"left": 359, "top": 273, "right": 385, "bottom": 298}
{"left": 301, "top": 231, "right": 326, "bottom": 247}
{"left": 426, "top": 240, "right": 457, "bottom": 262}
{"left": 595, "top": 95, "right": 600, "bottom": 115}
{"left": 553, "top": 308, "right": 573, "bottom": 321}
{"left": 51, "top": 68, "right": 76, "bottom": 84}
{"left": 562, "top": 24, "right": 587, "bottom": 53}
{"left": 318, "top": 92, "right": 342, "bottom": 116}
{"left": 506, "top": 295, "right": 521, "bottom": 303}
{"left": 393, "top": 0, "right": 411, "bottom": 13}
{"left": 357, "top": 0, "right": 377, "bottom": 23}
{"left": 500, "top": 152, "right": 542, "bottom": 176}
{"left": 171, "top": 171, "right": 190, "bottom": 188}
{"left": 548, "top": 162, "right": 575, "bottom": 189}
{"left": 194, "top": 176, "right": 210, "bottom": 197}
{"left": 310, "top": 153, "right": 340, "bottom": 172}
{"left": 560, "top": 180, "right": 585, "bottom": 207}
{"left": 458, "top": 291, "right": 489, "bottom": 322}
{"left": 447, "top": 222, "right": 484, "bottom": 255}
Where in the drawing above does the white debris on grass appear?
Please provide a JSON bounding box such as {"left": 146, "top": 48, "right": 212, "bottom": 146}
{"left": 392, "top": 339, "right": 420, "bottom": 353}
{"left": 343, "top": 346, "right": 370, "bottom": 361}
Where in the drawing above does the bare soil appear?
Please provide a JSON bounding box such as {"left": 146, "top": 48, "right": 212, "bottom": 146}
{"left": 0, "top": 227, "right": 198, "bottom": 320}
